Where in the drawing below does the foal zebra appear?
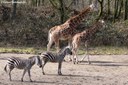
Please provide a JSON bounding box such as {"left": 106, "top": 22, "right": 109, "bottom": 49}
{"left": 41, "top": 46, "right": 72, "bottom": 75}
{"left": 4, "top": 56, "right": 42, "bottom": 82}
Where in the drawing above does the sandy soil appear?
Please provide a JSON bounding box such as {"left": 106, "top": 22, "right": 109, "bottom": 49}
{"left": 0, "top": 53, "right": 128, "bottom": 85}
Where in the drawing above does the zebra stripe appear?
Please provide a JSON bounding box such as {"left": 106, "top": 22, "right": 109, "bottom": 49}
{"left": 42, "top": 52, "right": 56, "bottom": 61}
{"left": 41, "top": 46, "right": 72, "bottom": 75}
{"left": 8, "top": 57, "right": 20, "bottom": 67}
{"left": 4, "top": 56, "right": 42, "bottom": 82}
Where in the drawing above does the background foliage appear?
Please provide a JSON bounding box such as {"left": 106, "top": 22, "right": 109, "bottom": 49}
{"left": 0, "top": 0, "right": 128, "bottom": 47}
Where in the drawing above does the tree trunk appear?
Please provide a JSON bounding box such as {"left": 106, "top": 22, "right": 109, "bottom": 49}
{"left": 113, "top": 0, "right": 119, "bottom": 22}
{"left": 124, "top": 0, "right": 128, "bottom": 20}
{"left": 107, "top": 0, "right": 110, "bottom": 15}
{"left": 93, "top": 0, "right": 98, "bottom": 9}
{"left": 73, "top": 0, "right": 79, "bottom": 6}
{"left": 97, "top": 0, "right": 104, "bottom": 20}
{"left": 117, "top": 0, "right": 123, "bottom": 18}
{"left": 89, "top": 0, "right": 92, "bottom": 5}
{"left": 59, "top": 0, "right": 65, "bottom": 23}
{"left": 11, "top": 0, "right": 17, "bottom": 20}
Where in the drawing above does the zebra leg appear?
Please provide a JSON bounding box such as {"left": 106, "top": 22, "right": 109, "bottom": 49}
{"left": 42, "top": 61, "right": 47, "bottom": 75}
{"left": 28, "top": 70, "right": 32, "bottom": 82}
{"left": 58, "top": 62, "right": 62, "bottom": 75}
{"left": 21, "top": 69, "right": 27, "bottom": 82}
{"left": 8, "top": 66, "right": 14, "bottom": 81}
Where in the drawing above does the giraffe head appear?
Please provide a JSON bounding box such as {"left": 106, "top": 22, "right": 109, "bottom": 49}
{"left": 89, "top": 3, "right": 97, "bottom": 12}
{"left": 89, "top": 4, "right": 95, "bottom": 9}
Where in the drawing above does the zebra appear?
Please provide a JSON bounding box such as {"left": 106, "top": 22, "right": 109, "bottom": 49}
{"left": 41, "top": 46, "right": 72, "bottom": 75}
{"left": 4, "top": 55, "right": 42, "bottom": 82}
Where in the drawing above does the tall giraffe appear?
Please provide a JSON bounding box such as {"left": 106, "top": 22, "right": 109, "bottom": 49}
{"left": 72, "top": 20, "right": 105, "bottom": 64}
{"left": 47, "top": 4, "right": 96, "bottom": 52}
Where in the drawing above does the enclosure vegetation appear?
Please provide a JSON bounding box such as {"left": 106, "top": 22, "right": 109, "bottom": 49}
{"left": 0, "top": 0, "right": 128, "bottom": 54}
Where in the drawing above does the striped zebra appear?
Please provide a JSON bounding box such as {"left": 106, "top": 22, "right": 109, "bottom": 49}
{"left": 41, "top": 46, "right": 72, "bottom": 75}
{"left": 4, "top": 55, "right": 42, "bottom": 82}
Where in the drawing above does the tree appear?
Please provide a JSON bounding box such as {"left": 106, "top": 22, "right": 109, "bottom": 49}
{"left": 97, "top": 0, "right": 104, "bottom": 19}
{"left": 93, "top": 0, "right": 98, "bottom": 9}
{"left": 11, "top": 0, "right": 17, "bottom": 20}
{"left": 113, "top": 0, "right": 123, "bottom": 22}
{"left": 107, "top": 0, "right": 110, "bottom": 15}
{"left": 88, "top": 0, "right": 93, "bottom": 5}
{"left": 73, "top": 0, "right": 79, "bottom": 6}
{"left": 113, "top": 0, "right": 119, "bottom": 22}
{"left": 49, "top": 0, "right": 67, "bottom": 23}
{"left": 117, "top": 0, "right": 123, "bottom": 18}
{"left": 59, "top": 0, "right": 65, "bottom": 23}
{"left": 124, "top": 0, "right": 128, "bottom": 20}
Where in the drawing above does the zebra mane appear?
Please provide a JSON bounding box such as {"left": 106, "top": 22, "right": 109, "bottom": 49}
{"left": 58, "top": 46, "right": 71, "bottom": 53}
{"left": 28, "top": 56, "right": 33, "bottom": 59}
{"left": 28, "top": 56, "right": 38, "bottom": 64}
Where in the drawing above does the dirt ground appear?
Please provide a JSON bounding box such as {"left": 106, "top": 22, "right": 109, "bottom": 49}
{"left": 0, "top": 53, "right": 128, "bottom": 85}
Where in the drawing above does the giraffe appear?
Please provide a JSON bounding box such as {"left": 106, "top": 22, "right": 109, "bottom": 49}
{"left": 71, "top": 20, "right": 105, "bottom": 64}
{"left": 47, "top": 4, "right": 96, "bottom": 52}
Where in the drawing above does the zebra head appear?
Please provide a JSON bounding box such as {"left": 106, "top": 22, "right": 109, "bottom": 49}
{"left": 29, "top": 56, "right": 42, "bottom": 68}
{"left": 63, "top": 46, "right": 73, "bottom": 55}
{"left": 35, "top": 56, "right": 42, "bottom": 68}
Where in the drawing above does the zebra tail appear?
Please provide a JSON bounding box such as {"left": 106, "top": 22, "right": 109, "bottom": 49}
{"left": 4, "top": 64, "right": 7, "bottom": 73}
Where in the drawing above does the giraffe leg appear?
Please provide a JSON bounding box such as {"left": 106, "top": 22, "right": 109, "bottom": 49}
{"left": 72, "top": 50, "right": 77, "bottom": 64}
{"left": 72, "top": 49, "right": 75, "bottom": 64}
{"left": 67, "top": 39, "right": 72, "bottom": 61}
{"left": 81, "top": 41, "right": 91, "bottom": 64}
{"left": 47, "top": 37, "right": 54, "bottom": 51}
{"left": 55, "top": 39, "right": 60, "bottom": 52}
{"left": 86, "top": 43, "right": 91, "bottom": 64}
{"left": 73, "top": 46, "right": 79, "bottom": 64}
{"left": 72, "top": 43, "right": 78, "bottom": 64}
{"left": 74, "top": 50, "right": 78, "bottom": 64}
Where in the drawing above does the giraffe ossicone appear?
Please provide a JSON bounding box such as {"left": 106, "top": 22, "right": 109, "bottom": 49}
{"left": 89, "top": 3, "right": 95, "bottom": 9}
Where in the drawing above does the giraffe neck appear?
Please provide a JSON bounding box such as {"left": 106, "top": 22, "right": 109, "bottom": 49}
{"left": 86, "top": 21, "right": 103, "bottom": 37}
{"left": 68, "top": 6, "right": 92, "bottom": 29}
